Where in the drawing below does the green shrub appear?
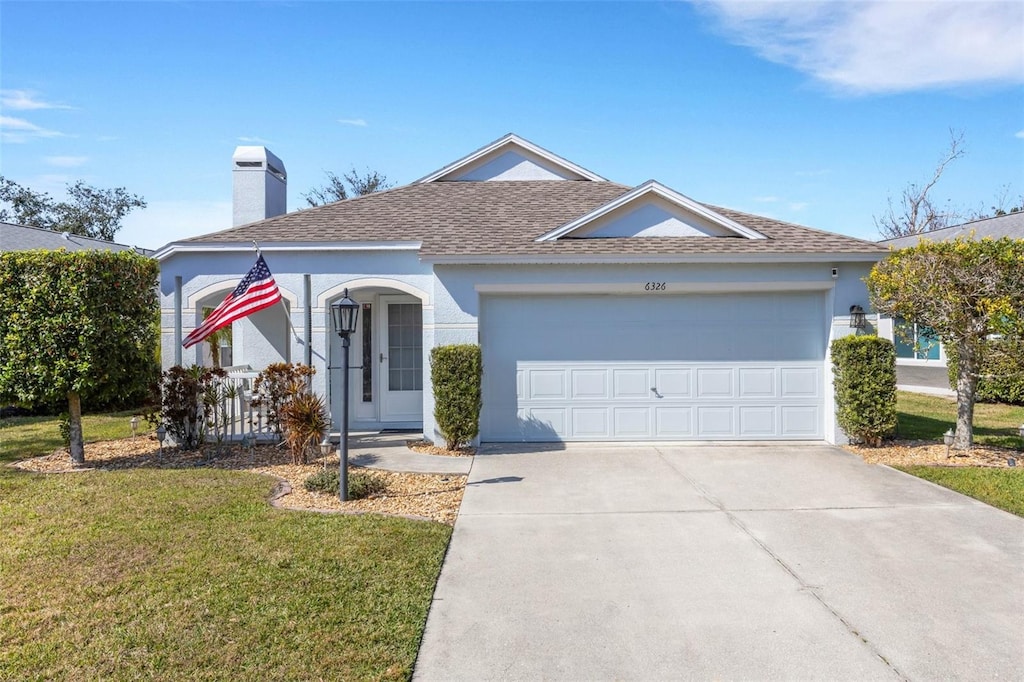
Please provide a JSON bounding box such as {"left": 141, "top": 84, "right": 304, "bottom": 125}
{"left": 947, "top": 337, "right": 1024, "bottom": 405}
{"left": 251, "top": 363, "right": 315, "bottom": 436}
{"left": 430, "top": 344, "right": 482, "bottom": 451}
{"left": 831, "top": 335, "right": 897, "bottom": 446}
{"left": 279, "top": 390, "right": 329, "bottom": 465}
{"left": 303, "top": 469, "right": 386, "bottom": 499}
{"left": 159, "top": 365, "right": 227, "bottom": 450}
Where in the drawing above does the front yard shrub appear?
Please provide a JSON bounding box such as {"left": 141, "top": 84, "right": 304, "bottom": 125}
{"left": 279, "top": 388, "right": 329, "bottom": 465}
{"left": 251, "top": 363, "right": 315, "bottom": 436}
{"left": 831, "top": 335, "right": 897, "bottom": 446}
{"left": 430, "top": 344, "right": 482, "bottom": 450}
{"left": 303, "top": 468, "right": 386, "bottom": 499}
{"left": 947, "top": 337, "right": 1024, "bottom": 405}
{"left": 159, "top": 365, "right": 227, "bottom": 450}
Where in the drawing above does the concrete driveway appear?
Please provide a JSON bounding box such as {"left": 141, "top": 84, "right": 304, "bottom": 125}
{"left": 414, "top": 444, "right": 1023, "bottom": 681}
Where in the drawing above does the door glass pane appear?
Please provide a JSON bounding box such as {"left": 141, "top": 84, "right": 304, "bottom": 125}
{"left": 361, "top": 304, "right": 372, "bottom": 402}
{"left": 388, "top": 303, "right": 422, "bottom": 391}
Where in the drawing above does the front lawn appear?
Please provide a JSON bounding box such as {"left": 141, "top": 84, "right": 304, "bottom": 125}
{"left": 0, "top": 415, "right": 452, "bottom": 680}
{"left": 0, "top": 410, "right": 150, "bottom": 464}
{"left": 896, "top": 465, "right": 1024, "bottom": 517}
{"left": 896, "top": 392, "right": 1024, "bottom": 449}
{"left": 888, "top": 391, "right": 1024, "bottom": 517}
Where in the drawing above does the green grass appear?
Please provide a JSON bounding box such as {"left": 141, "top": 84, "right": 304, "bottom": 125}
{"left": 895, "top": 465, "right": 1024, "bottom": 517}
{"left": 893, "top": 391, "right": 1024, "bottom": 516}
{"left": 0, "top": 410, "right": 152, "bottom": 465}
{"left": 896, "top": 391, "right": 1024, "bottom": 449}
{"left": 0, "top": 414, "right": 452, "bottom": 680}
{"left": 0, "top": 467, "right": 451, "bottom": 680}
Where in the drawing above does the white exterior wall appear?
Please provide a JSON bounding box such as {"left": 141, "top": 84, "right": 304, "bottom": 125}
{"left": 159, "top": 249, "right": 433, "bottom": 428}
{"left": 432, "top": 261, "right": 876, "bottom": 444}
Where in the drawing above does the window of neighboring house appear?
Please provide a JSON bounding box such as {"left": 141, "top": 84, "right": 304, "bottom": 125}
{"left": 894, "top": 318, "right": 941, "bottom": 360}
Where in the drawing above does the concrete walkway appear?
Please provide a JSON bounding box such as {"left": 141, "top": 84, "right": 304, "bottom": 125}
{"left": 347, "top": 432, "right": 472, "bottom": 475}
{"left": 414, "top": 443, "right": 1023, "bottom": 681}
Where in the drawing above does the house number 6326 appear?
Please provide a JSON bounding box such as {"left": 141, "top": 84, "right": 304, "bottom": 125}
{"left": 645, "top": 282, "right": 666, "bottom": 291}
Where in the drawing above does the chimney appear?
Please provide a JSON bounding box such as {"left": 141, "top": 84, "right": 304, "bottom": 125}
{"left": 232, "top": 146, "right": 287, "bottom": 226}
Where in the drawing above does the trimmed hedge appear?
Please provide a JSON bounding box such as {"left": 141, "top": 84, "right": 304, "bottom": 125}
{"left": 430, "top": 344, "right": 482, "bottom": 451}
{"left": 831, "top": 335, "right": 897, "bottom": 446}
{"left": 947, "top": 337, "right": 1024, "bottom": 405}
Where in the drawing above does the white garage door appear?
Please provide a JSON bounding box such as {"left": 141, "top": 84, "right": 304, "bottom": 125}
{"left": 480, "top": 292, "right": 827, "bottom": 441}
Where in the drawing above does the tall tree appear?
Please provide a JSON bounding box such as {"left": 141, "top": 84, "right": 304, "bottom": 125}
{"left": 302, "top": 168, "right": 392, "bottom": 207}
{"left": 0, "top": 176, "right": 146, "bottom": 241}
{"left": 874, "top": 130, "right": 965, "bottom": 240}
{"left": 866, "top": 238, "right": 1024, "bottom": 449}
{"left": 0, "top": 250, "right": 160, "bottom": 464}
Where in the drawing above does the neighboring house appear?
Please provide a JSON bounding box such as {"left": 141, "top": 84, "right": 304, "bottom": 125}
{"left": 156, "top": 135, "right": 887, "bottom": 445}
{"left": 877, "top": 212, "right": 1024, "bottom": 392}
{"left": 0, "top": 221, "right": 152, "bottom": 255}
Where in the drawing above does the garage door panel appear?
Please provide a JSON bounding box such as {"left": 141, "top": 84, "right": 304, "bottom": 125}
{"left": 739, "top": 406, "right": 777, "bottom": 436}
{"left": 697, "top": 406, "right": 735, "bottom": 437}
{"left": 480, "top": 293, "right": 826, "bottom": 442}
{"left": 697, "top": 368, "right": 734, "bottom": 398}
{"left": 571, "top": 369, "right": 608, "bottom": 399}
{"left": 655, "top": 406, "right": 693, "bottom": 436}
{"left": 739, "top": 368, "right": 776, "bottom": 398}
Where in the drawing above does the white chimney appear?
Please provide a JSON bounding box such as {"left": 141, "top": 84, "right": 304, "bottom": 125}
{"left": 232, "top": 146, "right": 287, "bottom": 226}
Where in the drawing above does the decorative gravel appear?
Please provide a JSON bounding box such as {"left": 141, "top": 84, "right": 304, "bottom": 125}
{"left": 845, "top": 440, "right": 1021, "bottom": 468}
{"left": 13, "top": 436, "right": 466, "bottom": 525}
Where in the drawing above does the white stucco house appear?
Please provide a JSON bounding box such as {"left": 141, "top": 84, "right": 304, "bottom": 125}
{"left": 876, "top": 211, "right": 1024, "bottom": 392}
{"left": 155, "top": 134, "right": 887, "bottom": 445}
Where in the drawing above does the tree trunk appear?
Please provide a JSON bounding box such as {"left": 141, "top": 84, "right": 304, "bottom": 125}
{"left": 954, "top": 342, "right": 977, "bottom": 450}
{"left": 67, "top": 391, "right": 85, "bottom": 465}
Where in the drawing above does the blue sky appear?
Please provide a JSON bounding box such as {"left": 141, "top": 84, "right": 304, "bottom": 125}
{"left": 2, "top": 1, "right": 1022, "bottom": 250}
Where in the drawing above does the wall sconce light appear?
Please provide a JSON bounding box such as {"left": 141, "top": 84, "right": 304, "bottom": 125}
{"left": 849, "top": 305, "right": 867, "bottom": 329}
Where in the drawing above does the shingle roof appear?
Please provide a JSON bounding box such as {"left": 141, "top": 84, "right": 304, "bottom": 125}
{"left": 880, "top": 212, "right": 1024, "bottom": 249}
{"left": 181, "top": 181, "right": 885, "bottom": 259}
{"left": 0, "top": 222, "right": 152, "bottom": 254}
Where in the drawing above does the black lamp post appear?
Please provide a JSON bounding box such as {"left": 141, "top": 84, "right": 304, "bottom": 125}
{"left": 331, "top": 289, "right": 360, "bottom": 501}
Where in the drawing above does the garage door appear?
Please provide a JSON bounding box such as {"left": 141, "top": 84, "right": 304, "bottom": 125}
{"left": 480, "top": 292, "right": 827, "bottom": 441}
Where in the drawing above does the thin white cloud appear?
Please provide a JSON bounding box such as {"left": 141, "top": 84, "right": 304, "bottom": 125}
{"left": 753, "top": 195, "right": 779, "bottom": 203}
{"left": 44, "top": 155, "right": 88, "bottom": 168}
{"left": 0, "top": 89, "right": 73, "bottom": 111}
{"left": 1016, "top": 130, "right": 1024, "bottom": 139}
{"left": 0, "top": 115, "right": 65, "bottom": 142}
{"left": 695, "top": 1, "right": 1024, "bottom": 94}
{"left": 338, "top": 118, "right": 368, "bottom": 127}
{"left": 238, "top": 136, "right": 272, "bottom": 144}
{"left": 789, "top": 202, "right": 810, "bottom": 211}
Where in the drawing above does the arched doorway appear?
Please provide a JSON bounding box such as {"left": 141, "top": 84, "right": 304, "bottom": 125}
{"left": 323, "top": 280, "right": 430, "bottom": 430}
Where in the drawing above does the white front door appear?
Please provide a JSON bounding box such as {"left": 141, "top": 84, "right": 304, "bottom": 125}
{"left": 379, "top": 296, "right": 423, "bottom": 422}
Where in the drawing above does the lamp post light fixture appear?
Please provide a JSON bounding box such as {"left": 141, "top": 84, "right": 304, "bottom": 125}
{"left": 130, "top": 415, "right": 139, "bottom": 440}
{"left": 155, "top": 424, "right": 167, "bottom": 458}
{"left": 331, "top": 289, "right": 360, "bottom": 502}
{"left": 849, "top": 305, "right": 867, "bottom": 331}
{"left": 943, "top": 428, "right": 954, "bottom": 459}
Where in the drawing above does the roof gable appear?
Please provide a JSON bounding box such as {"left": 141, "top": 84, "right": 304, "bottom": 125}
{"left": 416, "top": 133, "right": 606, "bottom": 183}
{"left": 536, "top": 181, "right": 767, "bottom": 242}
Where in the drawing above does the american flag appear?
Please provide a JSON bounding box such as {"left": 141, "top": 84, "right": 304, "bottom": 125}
{"left": 182, "top": 254, "right": 282, "bottom": 349}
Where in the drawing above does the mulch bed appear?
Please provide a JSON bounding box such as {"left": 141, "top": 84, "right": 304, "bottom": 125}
{"left": 406, "top": 439, "right": 474, "bottom": 457}
{"left": 845, "top": 440, "right": 1021, "bottom": 468}
{"left": 12, "top": 436, "right": 466, "bottom": 525}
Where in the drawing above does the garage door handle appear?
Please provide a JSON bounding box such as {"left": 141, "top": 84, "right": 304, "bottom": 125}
{"left": 650, "top": 387, "right": 663, "bottom": 399}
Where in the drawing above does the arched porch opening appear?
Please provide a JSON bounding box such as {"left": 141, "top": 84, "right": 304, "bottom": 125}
{"left": 322, "top": 280, "right": 430, "bottom": 432}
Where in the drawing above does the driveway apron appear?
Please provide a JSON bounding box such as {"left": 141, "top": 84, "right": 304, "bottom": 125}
{"left": 413, "top": 444, "right": 1023, "bottom": 681}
